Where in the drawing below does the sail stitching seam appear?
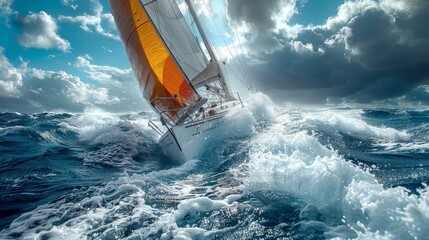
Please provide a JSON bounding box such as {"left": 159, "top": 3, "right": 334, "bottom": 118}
{"left": 125, "top": 20, "right": 150, "bottom": 48}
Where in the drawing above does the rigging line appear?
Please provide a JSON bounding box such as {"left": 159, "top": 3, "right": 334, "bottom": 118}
{"left": 231, "top": 37, "right": 252, "bottom": 89}
{"left": 201, "top": 0, "right": 249, "bottom": 87}
{"left": 184, "top": 0, "right": 232, "bottom": 101}
{"left": 167, "top": 0, "right": 207, "bottom": 69}
{"left": 199, "top": 19, "right": 233, "bottom": 97}
{"left": 208, "top": 42, "right": 248, "bottom": 89}
{"left": 152, "top": 1, "right": 203, "bottom": 79}
{"left": 196, "top": 18, "right": 229, "bottom": 101}
{"left": 197, "top": 2, "right": 224, "bottom": 63}
{"left": 234, "top": 25, "right": 253, "bottom": 90}
{"left": 224, "top": 61, "right": 249, "bottom": 88}
{"left": 200, "top": 18, "right": 224, "bottom": 63}
{"left": 179, "top": 2, "right": 211, "bottom": 66}
{"left": 160, "top": 1, "right": 206, "bottom": 75}
{"left": 225, "top": 18, "right": 251, "bottom": 88}
{"left": 230, "top": 37, "right": 251, "bottom": 89}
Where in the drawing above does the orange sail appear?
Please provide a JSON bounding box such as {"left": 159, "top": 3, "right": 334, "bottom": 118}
{"left": 109, "top": 0, "right": 198, "bottom": 122}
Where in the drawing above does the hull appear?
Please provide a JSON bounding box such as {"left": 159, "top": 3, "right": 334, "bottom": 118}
{"left": 159, "top": 111, "right": 229, "bottom": 162}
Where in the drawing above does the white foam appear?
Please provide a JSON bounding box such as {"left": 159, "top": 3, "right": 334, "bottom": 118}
{"left": 237, "top": 114, "right": 429, "bottom": 239}
{"left": 158, "top": 196, "right": 241, "bottom": 240}
{"left": 176, "top": 197, "right": 230, "bottom": 219}
{"left": 225, "top": 93, "right": 277, "bottom": 135}
{"left": 302, "top": 110, "right": 410, "bottom": 142}
{"left": 62, "top": 109, "right": 121, "bottom": 137}
{"left": 378, "top": 141, "right": 429, "bottom": 153}
{"left": 0, "top": 160, "right": 199, "bottom": 239}
{"left": 39, "top": 131, "right": 59, "bottom": 143}
{"left": 0, "top": 126, "right": 33, "bottom": 137}
{"left": 57, "top": 111, "right": 160, "bottom": 167}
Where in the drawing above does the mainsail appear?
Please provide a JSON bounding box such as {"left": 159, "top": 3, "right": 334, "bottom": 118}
{"left": 110, "top": 0, "right": 234, "bottom": 124}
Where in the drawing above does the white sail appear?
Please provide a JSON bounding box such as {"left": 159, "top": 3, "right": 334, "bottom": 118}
{"left": 141, "top": 0, "right": 219, "bottom": 82}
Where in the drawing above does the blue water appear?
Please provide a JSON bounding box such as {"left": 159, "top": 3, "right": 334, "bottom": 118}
{"left": 1, "top": 95, "right": 429, "bottom": 239}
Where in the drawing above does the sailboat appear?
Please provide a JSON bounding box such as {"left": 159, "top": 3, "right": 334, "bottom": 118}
{"left": 109, "top": 0, "right": 245, "bottom": 162}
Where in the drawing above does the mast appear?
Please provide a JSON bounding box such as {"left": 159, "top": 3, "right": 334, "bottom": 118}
{"left": 184, "top": 0, "right": 235, "bottom": 101}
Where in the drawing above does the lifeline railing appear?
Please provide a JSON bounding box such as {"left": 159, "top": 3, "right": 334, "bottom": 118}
{"left": 148, "top": 120, "right": 164, "bottom": 136}
{"left": 150, "top": 97, "right": 192, "bottom": 126}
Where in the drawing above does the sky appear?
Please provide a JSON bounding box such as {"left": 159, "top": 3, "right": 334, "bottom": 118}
{"left": 0, "top": 0, "right": 429, "bottom": 113}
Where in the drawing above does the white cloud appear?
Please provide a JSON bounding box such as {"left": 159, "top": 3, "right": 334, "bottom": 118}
{"left": 325, "top": 0, "right": 378, "bottom": 30}
{"left": 0, "top": 0, "right": 13, "bottom": 16}
{"left": 325, "top": 0, "right": 426, "bottom": 31}
{"left": 380, "top": 0, "right": 425, "bottom": 17}
{"left": 103, "top": 13, "right": 116, "bottom": 29}
{"left": 58, "top": 71, "right": 119, "bottom": 105}
{"left": 72, "top": 54, "right": 146, "bottom": 112}
{"left": 16, "top": 11, "right": 71, "bottom": 51}
{"left": 61, "top": 0, "right": 78, "bottom": 10}
{"left": 290, "top": 40, "right": 318, "bottom": 55}
{"left": 74, "top": 54, "right": 133, "bottom": 85}
{"left": 0, "top": 47, "right": 25, "bottom": 97}
{"left": 102, "top": 46, "right": 112, "bottom": 53}
{"left": 0, "top": 49, "right": 141, "bottom": 112}
{"left": 59, "top": 14, "right": 98, "bottom": 31}
{"left": 58, "top": 0, "right": 119, "bottom": 41}
{"left": 26, "top": 69, "right": 119, "bottom": 106}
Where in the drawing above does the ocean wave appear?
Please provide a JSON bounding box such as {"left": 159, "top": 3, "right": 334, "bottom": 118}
{"left": 0, "top": 126, "right": 42, "bottom": 139}
{"left": 0, "top": 161, "right": 198, "bottom": 239}
{"left": 1, "top": 96, "right": 428, "bottom": 239}
{"left": 376, "top": 142, "right": 429, "bottom": 154}
{"left": 302, "top": 110, "right": 410, "bottom": 142}
{"left": 58, "top": 111, "right": 162, "bottom": 168}
{"left": 236, "top": 117, "right": 429, "bottom": 239}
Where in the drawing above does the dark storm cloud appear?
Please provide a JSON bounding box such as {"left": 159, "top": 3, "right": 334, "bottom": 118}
{"left": 226, "top": 0, "right": 295, "bottom": 50}
{"left": 227, "top": 0, "right": 429, "bottom": 103}
{"left": 226, "top": 0, "right": 284, "bottom": 31}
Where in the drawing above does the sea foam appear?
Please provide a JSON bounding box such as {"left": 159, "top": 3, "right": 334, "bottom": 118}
{"left": 237, "top": 106, "right": 429, "bottom": 239}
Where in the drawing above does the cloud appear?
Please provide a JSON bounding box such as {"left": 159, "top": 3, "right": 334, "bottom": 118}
{"left": 15, "top": 11, "right": 71, "bottom": 51}
{"left": 225, "top": 0, "right": 429, "bottom": 104}
{"left": 61, "top": 0, "right": 78, "bottom": 10}
{"left": 74, "top": 54, "right": 133, "bottom": 85}
{"left": 0, "top": 0, "right": 13, "bottom": 16}
{"left": 0, "top": 0, "right": 15, "bottom": 25}
{"left": 24, "top": 69, "right": 120, "bottom": 109}
{"left": 72, "top": 54, "right": 146, "bottom": 112}
{"left": 58, "top": 0, "right": 119, "bottom": 41}
{"left": 0, "top": 49, "right": 145, "bottom": 113}
{"left": 226, "top": 0, "right": 297, "bottom": 51}
{"left": 0, "top": 47, "right": 25, "bottom": 98}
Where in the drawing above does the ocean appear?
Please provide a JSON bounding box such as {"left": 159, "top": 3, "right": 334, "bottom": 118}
{"left": 1, "top": 94, "right": 428, "bottom": 239}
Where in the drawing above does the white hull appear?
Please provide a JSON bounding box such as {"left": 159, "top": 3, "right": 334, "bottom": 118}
{"left": 159, "top": 111, "right": 230, "bottom": 162}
